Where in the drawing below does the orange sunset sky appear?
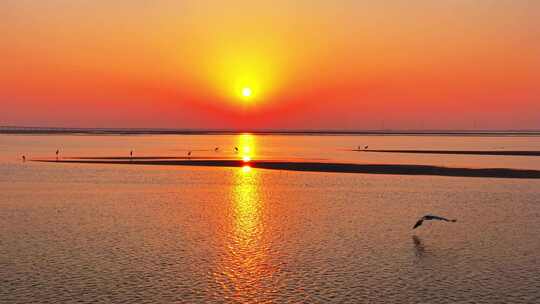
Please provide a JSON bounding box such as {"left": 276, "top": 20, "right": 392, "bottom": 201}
{"left": 1, "top": 1, "right": 539, "bottom": 130}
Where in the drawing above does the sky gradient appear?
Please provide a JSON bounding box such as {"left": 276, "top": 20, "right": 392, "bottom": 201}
{"left": 2, "top": 0, "right": 539, "bottom": 130}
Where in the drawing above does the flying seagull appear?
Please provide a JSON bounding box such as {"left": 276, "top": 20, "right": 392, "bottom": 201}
{"left": 413, "top": 214, "right": 457, "bottom": 229}
{"left": 364, "top": 145, "right": 369, "bottom": 150}
{"left": 234, "top": 147, "right": 239, "bottom": 153}
{"left": 187, "top": 151, "right": 192, "bottom": 156}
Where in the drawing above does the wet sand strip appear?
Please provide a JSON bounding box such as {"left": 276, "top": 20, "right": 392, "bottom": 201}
{"left": 33, "top": 159, "right": 540, "bottom": 179}
{"left": 65, "top": 156, "right": 235, "bottom": 160}
{"left": 355, "top": 150, "right": 540, "bottom": 156}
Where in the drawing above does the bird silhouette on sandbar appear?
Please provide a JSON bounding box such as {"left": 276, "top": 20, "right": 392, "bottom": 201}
{"left": 413, "top": 214, "right": 457, "bottom": 229}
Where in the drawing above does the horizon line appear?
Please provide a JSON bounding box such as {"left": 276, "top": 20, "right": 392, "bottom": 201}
{"left": 1, "top": 125, "right": 540, "bottom": 136}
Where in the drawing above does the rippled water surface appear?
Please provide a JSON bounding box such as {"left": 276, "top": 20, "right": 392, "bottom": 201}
{"left": 1, "top": 134, "right": 540, "bottom": 303}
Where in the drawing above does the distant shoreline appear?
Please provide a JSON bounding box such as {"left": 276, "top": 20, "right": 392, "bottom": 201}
{"left": 355, "top": 150, "right": 540, "bottom": 156}
{"left": 2, "top": 127, "right": 540, "bottom": 136}
{"left": 33, "top": 159, "right": 540, "bottom": 179}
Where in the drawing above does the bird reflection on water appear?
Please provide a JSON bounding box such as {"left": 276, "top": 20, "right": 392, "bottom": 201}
{"left": 412, "top": 235, "right": 426, "bottom": 259}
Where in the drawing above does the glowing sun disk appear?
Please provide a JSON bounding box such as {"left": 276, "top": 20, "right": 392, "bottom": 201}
{"left": 242, "top": 87, "right": 252, "bottom": 97}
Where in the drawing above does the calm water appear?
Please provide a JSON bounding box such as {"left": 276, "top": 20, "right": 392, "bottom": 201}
{"left": 1, "top": 134, "right": 540, "bottom": 303}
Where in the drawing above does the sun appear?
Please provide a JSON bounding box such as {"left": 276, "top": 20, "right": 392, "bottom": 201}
{"left": 242, "top": 87, "right": 252, "bottom": 98}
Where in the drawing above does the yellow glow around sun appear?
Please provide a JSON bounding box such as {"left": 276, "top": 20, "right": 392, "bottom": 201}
{"left": 201, "top": 41, "right": 285, "bottom": 106}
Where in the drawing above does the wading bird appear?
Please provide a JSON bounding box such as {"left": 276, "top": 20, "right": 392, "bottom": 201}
{"left": 413, "top": 214, "right": 457, "bottom": 229}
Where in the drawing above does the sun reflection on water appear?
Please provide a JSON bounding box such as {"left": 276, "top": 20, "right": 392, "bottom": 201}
{"left": 237, "top": 133, "right": 255, "bottom": 163}
{"left": 213, "top": 135, "right": 275, "bottom": 301}
{"left": 233, "top": 168, "right": 262, "bottom": 247}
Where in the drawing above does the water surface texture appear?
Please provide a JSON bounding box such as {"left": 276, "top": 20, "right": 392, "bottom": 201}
{"left": 1, "top": 134, "right": 540, "bottom": 303}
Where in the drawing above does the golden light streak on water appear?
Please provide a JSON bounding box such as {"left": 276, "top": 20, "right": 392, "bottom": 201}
{"left": 212, "top": 134, "right": 276, "bottom": 301}
{"left": 237, "top": 134, "right": 255, "bottom": 163}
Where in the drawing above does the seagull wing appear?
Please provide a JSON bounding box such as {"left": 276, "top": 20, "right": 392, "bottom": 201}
{"left": 413, "top": 219, "right": 424, "bottom": 229}
{"left": 425, "top": 215, "right": 451, "bottom": 222}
